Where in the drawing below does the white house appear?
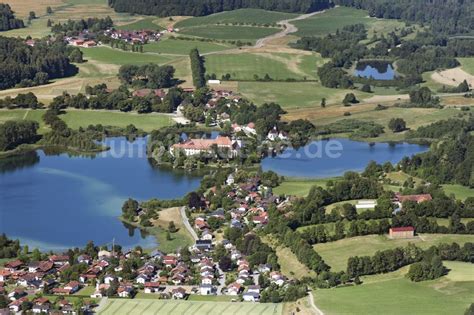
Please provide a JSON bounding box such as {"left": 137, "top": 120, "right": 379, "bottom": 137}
{"left": 243, "top": 291, "right": 260, "bottom": 302}
{"left": 200, "top": 284, "right": 214, "bottom": 295}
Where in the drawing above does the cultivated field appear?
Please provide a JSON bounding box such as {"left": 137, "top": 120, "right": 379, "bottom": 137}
{"left": 179, "top": 25, "right": 280, "bottom": 42}
{"left": 175, "top": 9, "right": 297, "bottom": 28}
{"left": 117, "top": 17, "right": 163, "bottom": 31}
{"left": 314, "top": 262, "right": 474, "bottom": 315}
{"left": 99, "top": 299, "right": 283, "bottom": 315}
{"left": 313, "top": 234, "right": 474, "bottom": 272}
{"left": 144, "top": 39, "right": 235, "bottom": 55}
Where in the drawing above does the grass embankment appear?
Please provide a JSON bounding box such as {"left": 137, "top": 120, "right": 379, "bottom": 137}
{"left": 314, "top": 262, "right": 474, "bottom": 315}
{"left": 120, "top": 207, "right": 194, "bottom": 253}
{"left": 313, "top": 234, "right": 474, "bottom": 272}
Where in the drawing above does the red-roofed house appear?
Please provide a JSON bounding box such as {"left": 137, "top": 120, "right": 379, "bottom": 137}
{"left": 171, "top": 136, "right": 239, "bottom": 157}
{"left": 389, "top": 226, "right": 415, "bottom": 239}
{"left": 395, "top": 193, "right": 432, "bottom": 204}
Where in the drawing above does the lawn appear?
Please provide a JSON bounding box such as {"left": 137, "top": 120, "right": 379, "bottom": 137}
{"left": 144, "top": 39, "right": 234, "bottom": 55}
{"left": 74, "top": 285, "right": 96, "bottom": 296}
{"left": 81, "top": 47, "right": 177, "bottom": 66}
{"left": 314, "top": 267, "right": 474, "bottom": 315}
{"left": 238, "top": 81, "right": 357, "bottom": 109}
{"left": 459, "top": 57, "right": 474, "bottom": 75}
{"left": 294, "top": 7, "right": 406, "bottom": 37}
{"left": 204, "top": 53, "right": 320, "bottom": 81}
{"left": 273, "top": 177, "right": 340, "bottom": 197}
{"left": 442, "top": 184, "right": 474, "bottom": 201}
{"left": 175, "top": 9, "right": 297, "bottom": 28}
{"left": 313, "top": 234, "right": 474, "bottom": 272}
{"left": 99, "top": 298, "right": 283, "bottom": 315}
{"left": 178, "top": 25, "right": 280, "bottom": 42}
{"left": 0, "top": 109, "right": 173, "bottom": 133}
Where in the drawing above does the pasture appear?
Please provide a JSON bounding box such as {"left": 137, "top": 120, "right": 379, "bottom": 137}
{"left": 175, "top": 9, "right": 297, "bottom": 28}
{"left": 204, "top": 53, "right": 321, "bottom": 81}
{"left": 0, "top": 109, "right": 173, "bottom": 132}
{"left": 314, "top": 263, "right": 474, "bottom": 315}
{"left": 116, "top": 17, "right": 163, "bottom": 31}
{"left": 238, "top": 81, "right": 358, "bottom": 109}
{"left": 178, "top": 25, "right": 280, "bottom": 42}
{"left": 144, "top": 39, "right": 234, "bottom": 55}
{"left": 293, "top": 7, "right": 406, "bottom": 37}
{"left": 313, "top": 234, "right": 474, "bottom": 272}
{"left": 273, "top": 177, "right": 339, "bottom": 197}
{"left": 459, "top": 57, "right": 474, "bottom": 75}
{"left": 98, "top": 299, "right": 283, "bottom": 315}
{"left": 441, "top": 184, "right": 474, "bottom": 201}
{"left": 81, "top": 47, "right": 177, "bottom": 66}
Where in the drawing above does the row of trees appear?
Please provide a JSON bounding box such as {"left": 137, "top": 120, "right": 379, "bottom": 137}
{"left": 0, "top": 120, "right": 39, "bottom": 151}
{"left": 51, "top": 16, "right": 114, "bottom": 34}
{"left": 108, "top": 0, "right": 331, "bottom": 16}
{"left": 0, "top": 37, "right": 79, "bottom": 90}
{"left": 0, "top": 92, "right": 41, "bottom": 109}
{"left": 0, "top": 3, "right": 24, "bottom": 31}
{"left": 346, "top": 242, "right": 472, "bottom": 278}
{"left": 190, "top": 48, "right": 206, "bottom": 88}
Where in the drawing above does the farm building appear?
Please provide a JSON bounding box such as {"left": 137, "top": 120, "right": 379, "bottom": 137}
{"left": 355, "top": 200, "right": 377, "bottom": 210}
{"left": 389, "top": 226, "right": 415, "bottom": 239}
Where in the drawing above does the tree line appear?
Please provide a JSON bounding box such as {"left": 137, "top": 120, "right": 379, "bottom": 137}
{"left": 0, "top": 3, "right": 23, "bottom": 31}
{"left": 190, "top": 48, "right": 206, "bottom": 88}
{"left": 108, "top": 0, "right": 331, "bottom": 17}
{"left": 51, "top": 16, "right": 113, "bottom": 34}
{"left": 0, "top": 120, "right": 39, "bottom": 151}
{"left": 0, "top": 36, "right": 79, "bottom": 90}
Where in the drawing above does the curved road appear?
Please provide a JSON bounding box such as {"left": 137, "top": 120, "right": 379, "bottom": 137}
{"left": 180, "top": 206, "right": 198, "bottom": 241}
{"left": 308, "top": 291, "right": 325, "bottom": 315}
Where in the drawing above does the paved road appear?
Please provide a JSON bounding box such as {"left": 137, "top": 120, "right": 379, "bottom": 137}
{"left": 307, "top": 291, "right": 324, "bottom": 315}
{"left": 180, "top": 206, "right": 198, "bottom": 241}
{"left": 216, "top": 265, "right": 226, "bottom": 295}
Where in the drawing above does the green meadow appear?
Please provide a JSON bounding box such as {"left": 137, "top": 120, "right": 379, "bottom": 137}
{"left": 116, "top": 17, "right": 163, "bottom": 31}
{"left": 175, "top": 9, "right": 297, "bottom": 28}
{"left": 81, "top": 47, "right": 177, "bottom": 65}
{"left": 144, "top": 39, "right": 234, "bottom": 55}
{"left": 314, "top": 265, "right": 474, "bottom": 315}
{"left": 0, "top": 109, "right": 173, "bottom": 133}
{"left": 178, "top": 25, "right": 280, "bottom": 42}
{"left": 459, "top": 57, "right": 474, "bottom": 75}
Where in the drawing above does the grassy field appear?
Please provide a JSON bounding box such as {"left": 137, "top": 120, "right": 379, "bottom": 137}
{"left": 0, "top": 109, "right": 173, "bottom": 132}
{"left": 313, "top": 234, "right": 474, "bottom": 272}
{"left": 294, "top": 7, "right": 406, "bottom": 37}
{"left": 314, "top": 263, "right": 474, "bottom": 315}
{"left": 238, "top": 81, "right": 360, "bottom": 109}
{"left": 273, "top": 177, "right": 340, "bottom": 197}
{"left": 144, "top": 39, "right": 234, "bottom": 55}
{"left": 441, "top": 184, "right": 474, "bottom": 201}
{"left": 99, "top": 299, "right": 283, "bottom": 315}
{"left": 205, "top": 53, "right": 321, "bottom": 81}
{"left": 117, "top": 17, "right": 163, "bottom": 31}
{"left": 175, "top": 9, "right": 297, "bottom": 28}
{"left": 81, "top": 47, "right": 178, "bottom": 65}
{"left": 179, "top": 25, "right": 280, "bottom": 42}
{"left": 459, "top": 57, "right": 474, "bottom": 75}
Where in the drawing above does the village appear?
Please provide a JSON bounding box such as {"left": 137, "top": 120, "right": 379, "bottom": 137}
{"left": 0, "top": 161, "right": 435, "bottom": 314}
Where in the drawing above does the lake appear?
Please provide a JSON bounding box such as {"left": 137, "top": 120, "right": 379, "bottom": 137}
{"left": 262, "top": 138, "right": 428, "bottom": 178}
{"left": 0, "top": 137, "right": 202, "bottom": 251}
{"left": 354, "top": 61, "right": 395, "bottom": 80}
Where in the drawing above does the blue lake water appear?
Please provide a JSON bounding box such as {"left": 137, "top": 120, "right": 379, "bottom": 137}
{"left": 354, "top": 63, "right": 395, "bottom": 80}
{"left": 0, "top": 137, "right": 202, "bottom": 251}
{"left": 262, "top": 138, "right": 428, "bottom": 178}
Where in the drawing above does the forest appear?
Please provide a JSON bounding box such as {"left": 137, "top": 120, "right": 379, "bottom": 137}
{"left": 0, "top": 3, "right": 23, "bottom": 32}
{"left": 0, "top": 37, "right": 79, "bottom": 90}
{"left": 334, "top": 0, "right": 473, "bottom": 34}
{"left": 108, "top": 0, "right": 331, "bottom": 16}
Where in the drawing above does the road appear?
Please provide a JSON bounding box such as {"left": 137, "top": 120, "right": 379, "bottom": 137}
{"left": 254, "top": 10, "right": 325, "bottom": 49}
{"left": 179, "top": 206, "right": 198, "bottom": 241}
{"left": 307, "top": 291, "right": 324, "bottom": 315}
{"left": 94, "top": 297, "right": 108, "bottom": 313}
{"left": 216, "top": 265, "right": 226, "bottom": 295}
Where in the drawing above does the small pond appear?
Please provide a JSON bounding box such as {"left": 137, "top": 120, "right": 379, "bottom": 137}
{"left": 261, "top": 138, "right": 428, "bottom": 178}
{"left": 354, "top": 61, "right": 395, "bottom": 80}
